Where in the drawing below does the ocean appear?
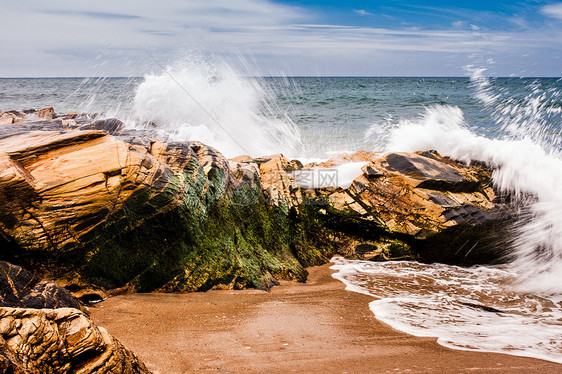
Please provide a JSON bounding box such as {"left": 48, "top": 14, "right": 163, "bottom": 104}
{"left": 1, "top": 64, "right": 561, "bottom": 363}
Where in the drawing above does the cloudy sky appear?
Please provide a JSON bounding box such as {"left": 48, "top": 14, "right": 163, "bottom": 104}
{"left": 2, "top": 0, "right": 561, "bottom": 77}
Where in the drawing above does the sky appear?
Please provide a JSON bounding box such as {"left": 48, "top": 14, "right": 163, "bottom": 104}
{"left": 1, "top": 0, "right": 561, "bottom": 77}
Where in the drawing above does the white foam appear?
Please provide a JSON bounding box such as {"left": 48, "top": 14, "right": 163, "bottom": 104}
{"left": 331, "top": 257, "right": 562, "bottom": 364}
{"left": 334, "top": 162, "right": 368, "bottom": 189}
{"left": 129, "top": 57, "right": 303, "bottom": 158}
{"left": 386, "top": 78, "right": 562, "bottom": 296}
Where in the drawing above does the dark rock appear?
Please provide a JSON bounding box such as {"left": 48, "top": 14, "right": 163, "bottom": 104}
{"left": 0, "top": 261, "right": 81, "bottom": 310}
{"left": 81, "top": 118, "right": 124, "bottom": 134}
{"left": 461, "top": 302, "right": 505, "bottom": 313}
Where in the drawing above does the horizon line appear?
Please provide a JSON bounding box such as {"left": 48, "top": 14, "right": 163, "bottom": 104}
{"left": 0, "top": 75, "right": 561, "bottom": 79}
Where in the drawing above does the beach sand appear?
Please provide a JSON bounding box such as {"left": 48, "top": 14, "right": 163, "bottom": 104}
{"left": 90, "top": 264, "right": 561, "bottom": 373}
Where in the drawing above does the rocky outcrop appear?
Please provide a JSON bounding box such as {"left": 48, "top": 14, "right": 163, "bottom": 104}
{"left": 0, "top": 108, "right": 513, "bottom": 294}
{"left": 0, "top": 261, "right": 81, "bottom": 310}
{"left": 255, "top": 151, "right": 511, "bottom": 265}
{"left": 0, "top": 110, "right": 305, "bottom": 293}
{"left": 0, "top": 259, "right": 150, "bottom": 373}
{"left": 0, "top": 307, "right": 150, "bottom": 373}
{"left": 0, "top": 108, "right": 55, "bottom": 125}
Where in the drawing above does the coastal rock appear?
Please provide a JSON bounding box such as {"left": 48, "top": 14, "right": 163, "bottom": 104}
{"left": 0, "top": 307, "right": 150, "bottom": 373}
{"left": 1, "top": 107, "right": 56, "bottom": 123}
{"left": 0, "top": 111, "right": 15, "bottom": 125}
{"left": 0, "top": 109, "right": 514, "bottom": 293}
{"left": 0, "top": 261, "right": 82, "bottom": 310}
{"left": 0, "top": 112, "right": 305, "bottom": 292}
{"left": 254, "top": 150, "right": 511, "bottom": 265}
{"left": 0, "top": 261, "right": 150, "bottom": 373}
{"left": 346, "top": 150, "right": 497, "bottom": 239}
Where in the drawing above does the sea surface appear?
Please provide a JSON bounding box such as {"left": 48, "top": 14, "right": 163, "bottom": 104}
{"left": 1, "top": 65, "right": 561, "bottom": 363}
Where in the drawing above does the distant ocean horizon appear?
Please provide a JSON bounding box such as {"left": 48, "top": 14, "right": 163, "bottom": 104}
{"left": 2, "top": 75, "right": 561, "bottom": 79}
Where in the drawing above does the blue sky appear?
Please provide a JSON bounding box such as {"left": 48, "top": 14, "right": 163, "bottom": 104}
{"left": 1, "top": 0, "right": 561, "bottom": 77}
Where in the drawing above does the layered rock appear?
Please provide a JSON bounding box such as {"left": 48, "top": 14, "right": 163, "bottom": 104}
{"left": 0, "top": 110, "right": 305, "bottom": 293}
{"left": 255, "top": 151, "right": 511, "bottom": 265}
{"left": 0, "top": 307, "right": 149, "bottom": 373}
{"left": 0, "top": 261, "right": 81, "bottom": 309}
{"left": 0, "top": 108, "right": 513, "bottom": 295}
{"left": 0, "top": 107, "right": 55, "bottom": 124}
{"left": 0, "top": 259, "right": 150, "bottom": 373}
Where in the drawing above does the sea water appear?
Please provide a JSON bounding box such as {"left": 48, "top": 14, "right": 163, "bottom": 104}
{"left": 1, "top": 63, "right": 561, "bottom": 363}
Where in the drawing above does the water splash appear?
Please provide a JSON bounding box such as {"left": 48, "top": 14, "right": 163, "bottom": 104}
{"left": 469, "top": 67, "right": 562, "bottom": 154}
{"left": 129, "top": 57, "right": 303, "bottom": 158}
{"left": 64, "top": 77, "right": 140, "bottom": 118}
{"left": 387, "top": 69, "right": 562, "bottom": 295}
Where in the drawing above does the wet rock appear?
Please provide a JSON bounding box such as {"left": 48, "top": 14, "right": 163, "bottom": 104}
{"left": 461, "top": 302, "right": 505, "bottom": 313}
{"left": 255, "top": 150, "right": 511, "bottom": 265}
{"left": 0, "top": 111, "right": 15, "bottom": 125}
{"left": 0, "top": 114, "right": 305, "bottom": 292}
{"left": 0, "top": 109, "right": 514, "bottom": 293}
{"left": 81, "top": 118, "right": 124, "bottom": 134}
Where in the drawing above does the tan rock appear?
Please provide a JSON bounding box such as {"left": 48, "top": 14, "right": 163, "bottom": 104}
{"left": 0, "top": 307, "right": 150, "bottom": 373}
{"left": 0, "top": 111, "right": 511, "bottom": 290}
{"left": 35, "top": 107, "right": 55, "bottom": 120}
{"left": 0, "top": 115, "right": 14, "bottom": 125}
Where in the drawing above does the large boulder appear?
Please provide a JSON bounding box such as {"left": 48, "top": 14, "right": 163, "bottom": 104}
{"left": 0, "top": 307, "right": 150, "bottom": 373}
{"left": 0, "top": 112, "right": 305, "bottom": 293}
{"left": 256, "top": 151, "right": 512, "bottom": 266}
{"left": 0, "top": 259, "right": 150, "bottom": 373}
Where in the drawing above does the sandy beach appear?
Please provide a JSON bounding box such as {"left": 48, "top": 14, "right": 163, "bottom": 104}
{"left": 89, "top": 264, "right": 561, "bottom": 373}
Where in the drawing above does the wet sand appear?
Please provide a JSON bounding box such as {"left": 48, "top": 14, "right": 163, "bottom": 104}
{"left": 90, "top": 264, "right": 561, "bottom": 373}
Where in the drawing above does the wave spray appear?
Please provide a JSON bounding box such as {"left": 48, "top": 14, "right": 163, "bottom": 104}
{"left": 387, "top": 69, "right": 562, "bottom": 296}
{"left": 130, "top": 56, "right": 303, "bottom": 158}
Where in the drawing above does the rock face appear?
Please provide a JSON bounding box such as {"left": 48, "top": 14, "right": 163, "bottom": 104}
{"left": 0, "top": 261, "right": 81, "bottom": 309}
{"left": 0, "top": 108, "right": 513, "bottom": 294}
{"left": 255, "top": 151, "right": 511, "bottom": 265}
{"left": 0, "top": 307, "right": 149, "bottom": 373}
{"left": 0, "top": 110, "right": 305, "bottom": 293}
{"left": 0, "top": 259, "right": 150, "bottom": 373}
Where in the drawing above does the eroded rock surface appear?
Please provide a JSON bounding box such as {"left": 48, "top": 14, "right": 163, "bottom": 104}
{"left": 0, "top": 307, "right": 150, "bottom": 373}
{"left": 0, "top": 261, "right": 81, "bottom": 310}
{"left": 0, "top": 108, "right": 514, "bottom": 294}
{"left": 0, "top": 110, "right": 305, "bottom": 293}
{"left": 256, "top": 151, "right": 511, "bottom": 265}
{"left": 0, "top": 259, "right": 150, "bottom": 373}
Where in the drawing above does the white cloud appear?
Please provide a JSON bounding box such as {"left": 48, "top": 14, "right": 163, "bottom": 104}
{"left": 354, "top": 9, "right": 373, "bottom": 16}
{"left": 0, "top": 0, "right": 560, "bottom": 76}
{"left": 541, "top": 3, "right": 562, "bottom": 20}
{"left": 452, "top": 21, "right": 465, "bottom": 28}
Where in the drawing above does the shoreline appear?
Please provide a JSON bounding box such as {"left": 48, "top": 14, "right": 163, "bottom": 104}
{"left": 89, "top": 264, "right": 561, "bottom": 373}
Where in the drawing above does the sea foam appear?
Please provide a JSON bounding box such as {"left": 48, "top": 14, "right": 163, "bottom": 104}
{"left": 331, "top": 257, "right": 562, "bottom": 364}
{"left": 386, "top": 70, "right": 562, "bottom": 296}
{"left": 130, "top": 57, "right": 303, "bottom": 158}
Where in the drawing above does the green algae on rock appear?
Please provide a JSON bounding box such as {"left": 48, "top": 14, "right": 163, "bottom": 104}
{"left": 0, "top": 109, "right": 513, "bottom": 294}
